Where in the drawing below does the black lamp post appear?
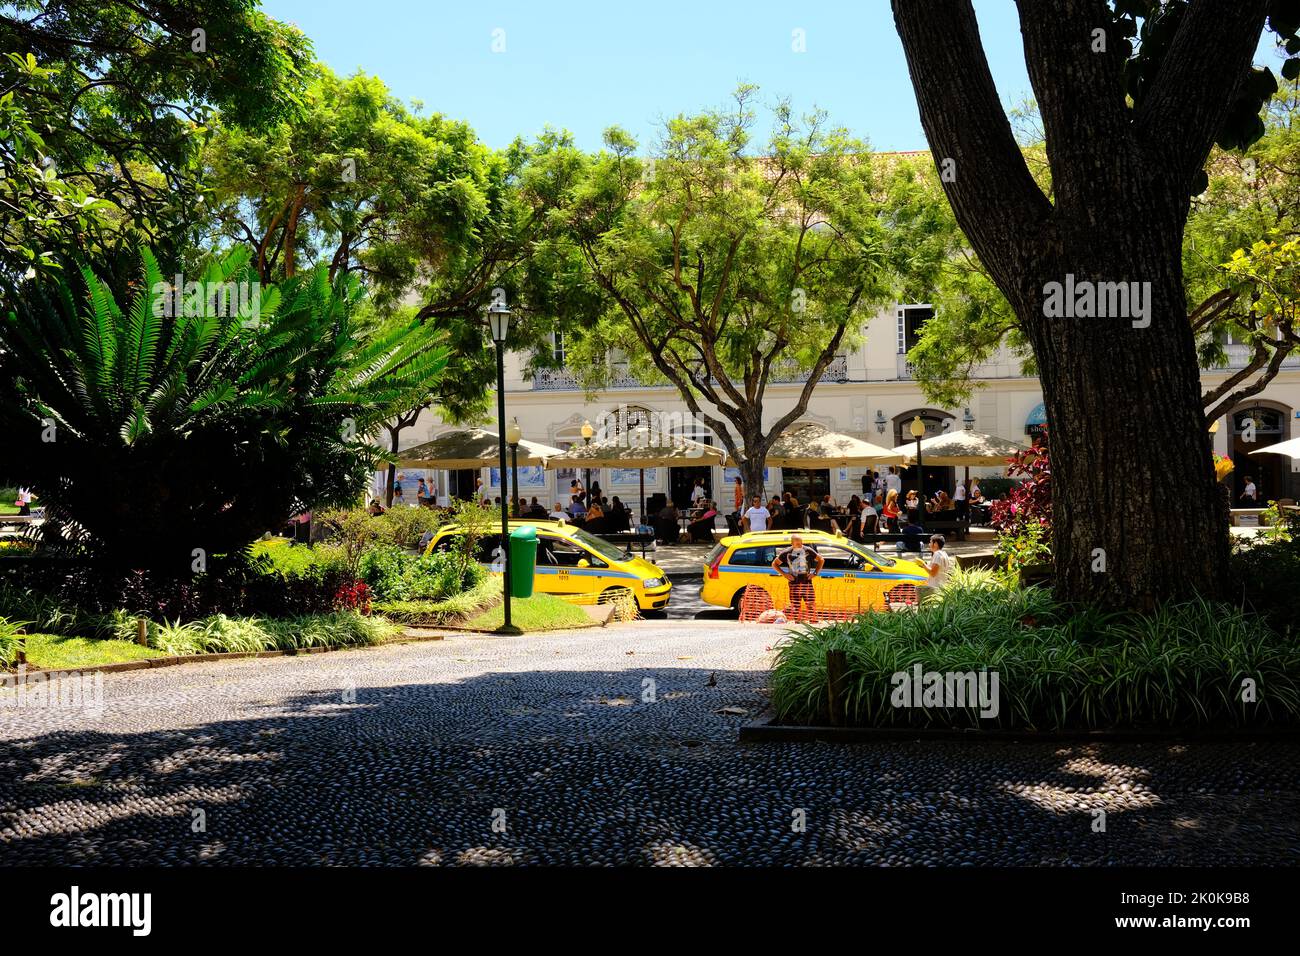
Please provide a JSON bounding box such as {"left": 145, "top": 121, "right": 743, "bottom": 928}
{"left": 488, "top": 298, "right": 520, "bottom": 635}
{"left": 507, "top": 417, "right": 522, "bottom": 517}
{"left": 910, "top": 415, "right": 926, "bottom": 517}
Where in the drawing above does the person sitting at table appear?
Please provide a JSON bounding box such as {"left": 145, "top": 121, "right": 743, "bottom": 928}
{"left": 969, "top": 479, "right": 983, "bottom": 503}
{"left": 567, "top": 495, "right": 587, "bottom": 520}
{"left": 848, "top": 494, "right": 862, "bottom": 514}
{"left": 905, "top": 489, "right": 920, "bottom": 514}
{"left": 527, "top": 497, "right": 548, "bottom": 517}
{"left": 655, "top": 501, "right": 681, "bottom": 544}
{"left": 608, "top": 496, "right": 631, "bottom": 532}
{"left": 584, "top": 500, "right": 608, "bottom": 533}
{"left": 687, "top": 500, "right": 718, "bottom": 542}
{"left": 896, "top": 515, "right": 927, "bottom": 555}
{"left": 821, "top": 493, "right": 838, "bottom": 510}
{"left": 549, "top": 502, "right": 569, "bottom": 523}
{"left": 806, "top": 501, "right": 839, "bottom": 535}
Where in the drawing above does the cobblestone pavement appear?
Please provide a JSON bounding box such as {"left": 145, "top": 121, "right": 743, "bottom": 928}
{"left": 2, "top": 623, "right": 1298, "bottom": 866}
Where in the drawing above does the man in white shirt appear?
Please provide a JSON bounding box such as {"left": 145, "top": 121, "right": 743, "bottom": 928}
{"left": 885, "top": 467, "right": 902, "bottom": 498}
{"left": 954, "top": 480, "right": 968, "bottom": 523}
{"left": 743, "top": 495, "right": 771, "bottom": 533}
{"left": 917, "top": 534, "right": 953, "bottom": 601}
{"left": 549, "top": 502, "right": 568, "bottom": 523}
{"left": 1241, "top": 477, "right": 1258, "bottom": 503}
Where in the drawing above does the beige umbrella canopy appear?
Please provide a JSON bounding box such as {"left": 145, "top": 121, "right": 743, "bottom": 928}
{"left": 547, "top": 431, "right": 727, "bottom": 522}
{"left": 1249, "top": 436, "right": 1300, "bottom": 460}
{"left": 766, "top": 422, "right": 904, "bottom": 468}
{"left": 545, "top": 431, "right": 727, "bottom": 468}
{"left": 889, "top": 429, "right": 1028, "bottom": 466}
{"left": 394, "top": 428, "right": 563, "bottom": 468}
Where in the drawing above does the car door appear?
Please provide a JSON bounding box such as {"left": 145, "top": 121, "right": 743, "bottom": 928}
{"left": 537, "top": 533, "right": 606, "bottom": 595}
{"left": 809, "top": 544, "right": 864, "bottom": 612}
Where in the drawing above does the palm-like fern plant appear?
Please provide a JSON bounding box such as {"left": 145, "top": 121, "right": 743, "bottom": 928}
{"left": 0, "top": 246, "right": 448, "bottom": 569}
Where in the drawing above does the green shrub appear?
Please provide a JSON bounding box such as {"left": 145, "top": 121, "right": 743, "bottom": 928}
{"left": 359, "top": 546, "right": 484, "bottom": 602}
{"left": 770, "top": 568, "right": 1300, "bottom": 731}
{"left": 1229, "top": 513, "right": 1300, "bottom": 633}
{"left": 374, "top": 507, "right": 444, "bottom": 549}
{"left": 0, "top": 615, "right": 30, "bottom": 667}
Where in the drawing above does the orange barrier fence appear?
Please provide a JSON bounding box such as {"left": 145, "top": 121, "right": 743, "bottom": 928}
{"left": 737, "top": 580, "right": 918, "bottom": 624}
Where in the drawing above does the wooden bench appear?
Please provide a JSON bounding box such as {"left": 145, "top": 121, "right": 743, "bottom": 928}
{"left": 0, "top": 514, "right": 39, "bottom": 529}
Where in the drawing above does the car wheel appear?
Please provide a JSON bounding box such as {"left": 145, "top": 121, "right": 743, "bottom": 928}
{"left": 729, "top": 589, "right": 744, "bottom": 617}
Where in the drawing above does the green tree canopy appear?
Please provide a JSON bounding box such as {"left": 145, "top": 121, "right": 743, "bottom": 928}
{"left": 520, "top": 88, "right": 948, "bottom": 495}
{"left": 0, "top": 0, "right": 312, "bottom": 276}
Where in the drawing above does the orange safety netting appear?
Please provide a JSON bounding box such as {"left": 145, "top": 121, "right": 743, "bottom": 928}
{"left": 737, "top": 580, "right": 918, "bottom": 623}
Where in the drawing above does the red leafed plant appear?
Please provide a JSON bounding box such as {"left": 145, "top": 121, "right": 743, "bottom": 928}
{"left": 334, "top": 580, "right": 372, "bottom": 614}
{"left": 990, "top": 432, "right": 1052, "bottom": 535}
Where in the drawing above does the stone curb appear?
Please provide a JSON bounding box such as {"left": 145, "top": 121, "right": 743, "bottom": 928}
{"left": 739, "top": 715, "right": 1300, "bottom": 744}
{"left": 7, "top": 629, "right": 451, "bottom": 682}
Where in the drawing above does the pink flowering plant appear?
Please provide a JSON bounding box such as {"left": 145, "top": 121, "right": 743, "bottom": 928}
{"left": 991, "top": 433, "right": 1053, "bottom": 572}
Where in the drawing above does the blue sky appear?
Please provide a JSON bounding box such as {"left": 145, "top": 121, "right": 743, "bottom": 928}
{"left": 261, "top": 0, "right": 1036, "bottom": 152}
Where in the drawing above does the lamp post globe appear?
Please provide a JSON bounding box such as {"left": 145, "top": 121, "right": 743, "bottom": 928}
{"left": 910, "top": 415, "right": 926, "bottom": 514}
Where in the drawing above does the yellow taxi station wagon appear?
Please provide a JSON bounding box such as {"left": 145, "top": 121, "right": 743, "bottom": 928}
{"left": 700, "top": 529, "right": 929, "bottom": 613}
{"left": 426, "top": 519, "right": 673, "bottom": 611}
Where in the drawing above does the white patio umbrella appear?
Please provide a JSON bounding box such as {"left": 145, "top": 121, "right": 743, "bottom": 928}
{"left": 545, "top": 430, "right": 726, "bottom": 523}
{"left": 394, "top": 428, "right": 563, "bottom": 468}
{"left": 1249, "top": 436, "right": 1300, "bottom": 460}
{"left": 889, "top": 429, "right": 1028, "bottom": 467}
{"left": 765, "top": 422, "right": 904, "bottom": 468}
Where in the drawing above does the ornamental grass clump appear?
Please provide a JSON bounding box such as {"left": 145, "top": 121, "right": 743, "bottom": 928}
{"left": 770, "top": 568, "right": 1300, "bottom": 731}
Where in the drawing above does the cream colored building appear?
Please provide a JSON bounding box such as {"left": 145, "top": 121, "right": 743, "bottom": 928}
{"left": 389, "top": 304, "right": 1300, "bottom": 515}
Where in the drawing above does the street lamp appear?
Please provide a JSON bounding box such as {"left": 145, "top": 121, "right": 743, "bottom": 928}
{"left": 910, "top": 415, "right": 926, "bottom": 517}
{"left": 581, "top": 418, "right": 594, "bottom": 508}
{"left": 488, "top": 298, "right": 520, "bottom": 635}
{"left": 963, "top": 408, "right": 976, "bottom": 431}
{"left": 874, "top": 409, "right": 887, "bottom": 435}
{"left": 506, "top": 417, "right": 522, "bottom": 517}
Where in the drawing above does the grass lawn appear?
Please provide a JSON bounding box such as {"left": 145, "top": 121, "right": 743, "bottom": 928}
{"left": 20, "top": 633, "right": 165, "bottom": 670}
{"left": 462, "top": 592, "right": 596, "bottom": 632}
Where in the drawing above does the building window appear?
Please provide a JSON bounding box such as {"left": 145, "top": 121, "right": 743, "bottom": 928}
{"left": 552, "top": 330, "right": 566, "bottom": 364}
{"left": 897, "top": 304, "right": 934, "bottom": 356}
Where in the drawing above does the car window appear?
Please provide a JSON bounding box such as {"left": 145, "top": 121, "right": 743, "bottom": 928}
{"left": 728, "top": 545, "right": 776, "bottom": 566}
{"left": 475, "top": 534, "right": 502, "bottom": 564}
{"left": 541, "top": 535, "right": 605, "bottom": 568}
{"left": 813, "top": 545, "right": 863, "bottom": 571}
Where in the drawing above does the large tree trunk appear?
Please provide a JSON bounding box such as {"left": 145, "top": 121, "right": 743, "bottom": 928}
{"left": 1013, "top": 224, "right": 1228, "bottom": 609}
{"left": 891, "top": 0, "right": 1267, "bottom": 608}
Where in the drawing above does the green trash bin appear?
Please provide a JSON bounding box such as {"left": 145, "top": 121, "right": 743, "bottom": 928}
{"left": 507, "top": 526, "right": 538, "bottom": 598}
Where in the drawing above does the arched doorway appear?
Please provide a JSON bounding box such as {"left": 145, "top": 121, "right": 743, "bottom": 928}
{"left": 1230, "top": 401, "right": 1292, "bottom": 504}
{"left": 892, "top": 409, "right": 956, "bottom": 502}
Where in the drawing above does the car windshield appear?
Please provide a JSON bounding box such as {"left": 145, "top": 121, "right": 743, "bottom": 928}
{"left": 858, "top": 548, "right": 898, "bottom": 568}
{"left": 572, "top": 528, "right": 631, "bottom": 562}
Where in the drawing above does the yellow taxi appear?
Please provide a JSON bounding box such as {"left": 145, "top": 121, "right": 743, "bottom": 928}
{"left": 426, "top": 518, "right": 673, "bottom": 611}
{"left": 700, "top": 529, "right": 929, "bottom": 613}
